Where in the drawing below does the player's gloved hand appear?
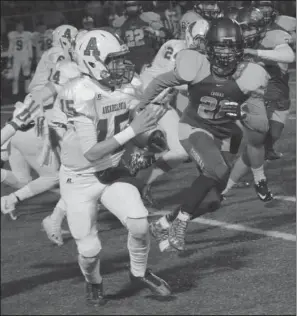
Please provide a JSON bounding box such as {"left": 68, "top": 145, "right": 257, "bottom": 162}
{"left": 129, "top": 150, "right": 157, "bottom": 176}
{"left": 11, "top": 100, "right": 40, "bottom": 131}
{"left": 220, "top": 101, "right": 247, "bottom": 120}
{"left": 129, "top": 105, "right": 164, "bottom": 135}
{"left": 147, "top": 129, "right": 168, "bottom": 153}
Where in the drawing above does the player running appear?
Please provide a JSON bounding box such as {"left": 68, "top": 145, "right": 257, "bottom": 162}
{"left": 55, "top": 29, "right": 171, "bottom": 304}
{"left": 138, "top": 18, "right": 271, "bottom": 252}
{"left": 223, "top": 5, "right": 295, "bottom": 196}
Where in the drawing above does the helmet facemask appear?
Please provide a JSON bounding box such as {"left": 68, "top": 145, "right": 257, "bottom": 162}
{"left": 255, "top": 1, "right": 278, "bottom": 26}
{"left": 240, "top": 22, "right": 266, "bottom": 48}
{"left": 195, "top": 1, "right": 222, "bottom": 20}
{"left": 207, "top": 39, "right": 244, "bottom": 77}
{"left": 102, "top": 52, "right": 135, "bottom": 88}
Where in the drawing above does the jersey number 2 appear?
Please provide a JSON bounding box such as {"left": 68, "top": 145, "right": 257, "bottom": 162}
{"left": 198, "top": 96, "right": 228, "bottom": 120}
{"left": 125, "top": 29, "right": 145, "bottom": 48}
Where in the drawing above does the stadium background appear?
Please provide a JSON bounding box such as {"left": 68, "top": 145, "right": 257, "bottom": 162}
{"left": 0, "top": 0, "right": 296, "bottom": 104}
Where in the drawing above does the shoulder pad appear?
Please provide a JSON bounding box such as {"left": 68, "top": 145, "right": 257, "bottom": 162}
{"left": 141, "top": 11, "right": 161, "bottom": 23}
{"left": 235, "top": 62, "right": 269, "bottom": 94}
{"left": 48, "top": 47, "right": 66, "bottom": 64}
{"left": 262, "top": 29, "right": 293, "bottom": 47}
{"left": 60, "top": 78, "right": 95, "bottom": 104}
{"left": 58, "top": 61, "right": 80, "bottom": 80}
{"left": 175, "top": 49, "right": 202, "bottom": 82}
{"left": 276, "top": 15, "right": 296, "bottom": 33}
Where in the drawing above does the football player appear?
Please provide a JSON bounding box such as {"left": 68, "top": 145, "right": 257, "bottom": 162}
{"left": 223, "top": 5, "right": 295, "bottom": 196}
{"left": 31, "top": 22, "right": 53, "bottom": 65}
{"left": 180, "top": 1, "right": 224, "bottom": 39}
{"left": 138, "top": 18, "right": 271, "bottom": 252}
{"left": 7, "top": 20, "right": 32, "bottom": 96}
{"left": 56, "top": 29, "right": 171, "bottom": 304}
{"left": 1, "top": 25, "right": 78, "bottom": 219}
{"left": 138, "top": 19, "right": 210, "bottom": 207}
{"left": 252, "top": 0, "right": 296, "bottom": 159}
{"left": 117, "top": 0, "right": 171, "bottom": 74}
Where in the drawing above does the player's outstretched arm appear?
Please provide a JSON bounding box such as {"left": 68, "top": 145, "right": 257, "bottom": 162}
{"left": 81, "top": 109, "right": 161, "bottom": 162}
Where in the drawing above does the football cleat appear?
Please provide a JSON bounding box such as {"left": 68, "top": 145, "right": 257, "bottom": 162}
{"left": 85, "top": 281, "right": 107, "bottom": 306}
{"left": 255, "top": 179, "right": 273, "bottom": 202}
{"left": 149, "top": 221, "right": 176, "bottom": 252}
{"left": 168, "top": 212, "right": 191, "bottom": 251}
{"left": 130, "top": 269, "right": 172, "bottom": 296}
{"left": 42, "top": 216, "right": 64, "bottom": 246}
{"left": 265, "top": 149, "right": 283, "bottom": 161}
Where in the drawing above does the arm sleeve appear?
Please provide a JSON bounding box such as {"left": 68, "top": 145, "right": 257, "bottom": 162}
{"left": 138, "top": 69, "right": 188, "bottom": 108}
{"left": 257, "top": 43, "right": 295, "bottom": 63}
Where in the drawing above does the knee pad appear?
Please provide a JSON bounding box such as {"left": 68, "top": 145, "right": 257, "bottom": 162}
{"left": 126, "top": 217, "right": 149, "bottom": 240}
{"left": 76, "top": 232, "right": 102, "bottom": 258}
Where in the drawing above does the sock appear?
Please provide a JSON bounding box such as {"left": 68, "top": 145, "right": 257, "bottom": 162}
{"left": 50, "top": 203, "right": 66, "bottom": 226}
{"left": 78, "top": 254, "right": 102, "bottom": 284}
{"left": 128, "top": 232, "right": 150, "bottom": 277}
{"left": 221, "top": 178, "right": 236, "bottom": 195}
{"left": 251, "top": 165, "right": 266, "bottom": 184}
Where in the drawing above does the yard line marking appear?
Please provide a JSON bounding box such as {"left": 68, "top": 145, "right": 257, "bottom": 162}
{"left": 148, "top": 210, "right": 296, "bottom": 242}
{"left": 1, "top": 110, "right": 13, "bottom": 114}
{"left": 274, "top": 195, "right": 296, "bottom": 203}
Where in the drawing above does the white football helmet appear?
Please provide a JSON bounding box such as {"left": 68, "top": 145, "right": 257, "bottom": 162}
{"left": 52, "top": 25, "right": 78, "bottom": 57}
{"left": 185, "top": 19, "right": 210, "bottom": 53}
{"left": 71, "top": 29, "right": 89, "bottom": 62}
{"left": 75, "top": 29, "right": 135, "bottom": 87}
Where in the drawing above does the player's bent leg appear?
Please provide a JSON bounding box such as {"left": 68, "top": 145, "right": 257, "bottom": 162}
{"left": 100, "top": 182, "right": 171, "bottom": 296}
{"left": 59, "top": 167, "right": 106, "bottom": 305}
{"left": 265, "top": 109, "right": 289, "bottom": 160}
{"left": 164, "top": 124, "right": 230, "bottom": 251}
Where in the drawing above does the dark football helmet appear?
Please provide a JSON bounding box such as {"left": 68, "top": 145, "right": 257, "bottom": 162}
{"left": 124, "top": 0, "right": 142, "bottom": 17}
{"left": 224, "top": 6, "right": 240, "bottom": 21}
{"left": 252, "top": 1, "right": 278, "bottom": 26}
{"left": 236, "top": 7, "right": 266, "bottom": 48}
{"left": 205, "top": 17, "right": 244, "bottom": 77}
{"left": 194, "top": 1, "right": 223, "bottom": 20}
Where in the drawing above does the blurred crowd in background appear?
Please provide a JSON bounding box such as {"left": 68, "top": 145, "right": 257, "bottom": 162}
{"left": 1, "top": 0, "right": 296, "bottom": 102}
{"left": 1, "top": 1, "right": 296, "bottom": 44}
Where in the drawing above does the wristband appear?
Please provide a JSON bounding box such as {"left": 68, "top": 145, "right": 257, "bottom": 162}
{"left": 114, "top": 126, "right": 136, "bottom": 146}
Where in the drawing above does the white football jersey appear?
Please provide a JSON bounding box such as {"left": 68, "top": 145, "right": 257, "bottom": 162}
{"left": 58, "top": 76, "right": 139, "bottom": 173}
{"left": 32, "top": 29, "right": 53, "bottom": 61}
{"left": 28, "top": 46, "right": 69, "bottom": 105}
{"left": 140, "top": 39, "right": 186, "bottom": 89}
{"left": 8, "top": 31, "right": 32, "bottom": 58}
{"left": 50, "top": 60, "right": 81, "bottom": 125}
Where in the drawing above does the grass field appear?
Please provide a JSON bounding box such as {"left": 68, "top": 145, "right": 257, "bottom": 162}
{"left": 1, "top": 70, "right": 296, "bottom": 315}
